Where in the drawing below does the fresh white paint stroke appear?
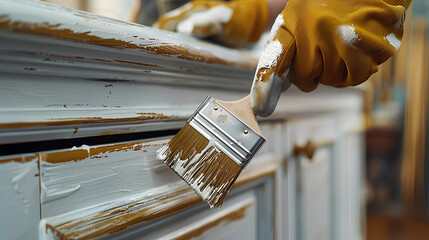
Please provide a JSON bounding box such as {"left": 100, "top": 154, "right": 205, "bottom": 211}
{"left": 40, "top": 139, "right": 184, "bottom": 217}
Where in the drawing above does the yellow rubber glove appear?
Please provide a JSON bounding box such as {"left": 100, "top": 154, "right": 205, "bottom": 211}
{"left": 250, "top": 0, "right": 411, "bottom": 117}
{"left": 153, "top": 0, "right": 268, "bottom": 46}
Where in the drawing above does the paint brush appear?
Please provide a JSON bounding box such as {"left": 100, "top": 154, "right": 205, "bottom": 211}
{"left": 156, "top": 95, "right": 265, "bottom": 208}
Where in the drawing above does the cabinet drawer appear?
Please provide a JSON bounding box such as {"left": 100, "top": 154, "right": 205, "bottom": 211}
{"left": 0, "top": 154, "right": 40, "bottom": 240}
{"left": 113, "top": 189, "right": 258, "bottom": 240}
{"left": 39, "top": 122, "right": 277, "bottom": 239}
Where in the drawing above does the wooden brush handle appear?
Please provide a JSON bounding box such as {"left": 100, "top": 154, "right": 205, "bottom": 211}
{"left": 216, "top": 95, "right": 263, "bottom": 136}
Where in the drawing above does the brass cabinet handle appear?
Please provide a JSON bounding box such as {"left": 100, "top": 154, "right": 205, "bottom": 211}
{"left": 294, "top": 138, "right": 334, "bottom": 160}
{"left": 294, "top": 140, "right": 317, "bottom": 159}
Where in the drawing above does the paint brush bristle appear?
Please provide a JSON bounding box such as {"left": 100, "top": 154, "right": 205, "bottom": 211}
{"left": 156, "top": 96, "right": 265, "bottom": 208}
{"left": 157, "top": 123, "right": 242, "bottom": 207}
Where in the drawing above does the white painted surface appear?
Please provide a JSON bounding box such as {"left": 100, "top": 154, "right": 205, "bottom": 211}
{"left": 283, "top": 113, "right": 365, "bottom": 240}
{"left": 159, "top": 193, "right": 256, "bottom": 240}
{"left": 40, "top": 138, "right": 181, "bottom": 217}
{"left": 0, "top": 155, "right": 40, "bottom": 240}
{"left": 299, "top": 148, "right": 332, "bottom": 240}
{"left": 0, "top": 0, "right": 363, "bottom": 145}
{"left": 289, "top": 117, "right": 337, "bottom": 240}
{"left": 0, "top": 0, "right": 253, "bottom": 64}
{"left": 38, "top": 150, "right": 275, "bottom": 240}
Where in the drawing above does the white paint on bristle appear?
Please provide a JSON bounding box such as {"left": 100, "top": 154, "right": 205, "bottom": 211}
{"left": 157, "top": 139, "right": 228, "bottom": 207}
{"left": 156, "top": 145, "right": 169, "bottom": 162}
{"left": 177, "top": 5, "right": 233, "bottom": 35}
{"left": 337, "top": 25, "right": 360, "bottom": 46}
{"left": 384, "top": 33, "right": 401, "bottom": 51}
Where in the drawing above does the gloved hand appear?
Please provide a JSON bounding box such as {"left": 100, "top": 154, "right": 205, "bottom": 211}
{"left": 250, "top": 0, "right": 412, "bottom": 117}
{"left": 153, "top": 0, "right": 268, "bottom": 46}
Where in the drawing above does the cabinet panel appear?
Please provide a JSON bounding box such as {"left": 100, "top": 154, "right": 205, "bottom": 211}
{"left": 125, "top": 189, "right": 258, "bottom": 240}
{"left": 283, "top": 112, "right": 365, "bottom": 240}
{"left": 39, "top": 138, "right": 178, "bottom": 218}
{"left": 40, "top": 169, "right": 274, "bottom": 240}
{"left": 333, "top": 132, "right": 365, "bottom": 240}
{"left": 331, "top": 112, "right": 365, "bottom": 240}
{"left": 284, "top": 116, "right": 337, "bottom": 240}
{"left": 297, "top": 147, "right": 333, "bottom": 240}
{"left": 0, "top": 154, "right": 40, "bottom": 240}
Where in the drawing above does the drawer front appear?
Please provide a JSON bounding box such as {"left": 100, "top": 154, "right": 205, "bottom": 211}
{"left": 38, "top": 122, "right": 277, "bottom": 239}
{"left": 107, "top": 183, "right": 267, "bottom": 240}
{"left": 39, "top": 138, "right": 176, "bottom": 218}
{"left": 0, "top": 154, "right": 40, "bottom": 240}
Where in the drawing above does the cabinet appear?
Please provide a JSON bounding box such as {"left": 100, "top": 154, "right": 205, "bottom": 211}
{"left": 0, "top": 1, "right": 365, "bottom": 239}
{"left": 282, "top": 111, "right": 365, "bottom": 240}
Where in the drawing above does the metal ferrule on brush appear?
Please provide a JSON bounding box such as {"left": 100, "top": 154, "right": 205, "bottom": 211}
{"left": 187, "top": 96, "right": 265, "bottom": 167}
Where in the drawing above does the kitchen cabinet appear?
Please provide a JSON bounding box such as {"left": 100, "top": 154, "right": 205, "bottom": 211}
{"left": 0, "top": 1, "right": 365, "bottom": 239}
{"left": 282, "top": 114, "right": 364, "bottom": 240}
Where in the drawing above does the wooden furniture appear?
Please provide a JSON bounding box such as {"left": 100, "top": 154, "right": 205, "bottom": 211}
{"left": 0, "top": 1, "right": 365, "bottom": 239}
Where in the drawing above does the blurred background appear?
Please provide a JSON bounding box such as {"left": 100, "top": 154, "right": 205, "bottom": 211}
{"left": 43, "top": 0, "right": 429, "bottom": 238}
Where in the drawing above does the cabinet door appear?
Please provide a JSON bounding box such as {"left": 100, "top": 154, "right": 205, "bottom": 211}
{"left": 284, "top": 116, "right": 338, "bottom": 240}
{"left": 332, "top": 111, "right": 365, "bottom": 240}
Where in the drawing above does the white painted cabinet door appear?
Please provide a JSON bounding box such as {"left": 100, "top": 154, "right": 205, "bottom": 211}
{"left": 330, "top": 111, "right": 365, "bottom": 240}
{"left": 284, "top": 116, "right": 338, "bottom": 240}
{"left": 296, "top": 146, "right": 333, "bottom": 240}
{"left": 283, "top": 111, "right": 364, "bottom": 240}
